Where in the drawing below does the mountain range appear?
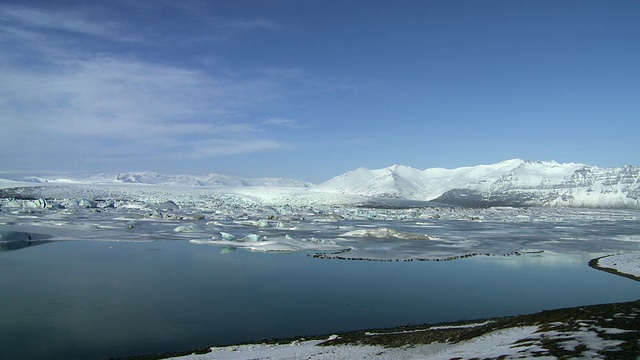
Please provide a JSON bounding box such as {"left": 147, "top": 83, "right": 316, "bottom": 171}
{"left": 313, "top": 159, "right": 640, "bottom": 208}
{"left": 4, "top": 159, "right": 639, "bottom": 208}
{"left": 17, "top": 172, "right": 312, "bottom": 188}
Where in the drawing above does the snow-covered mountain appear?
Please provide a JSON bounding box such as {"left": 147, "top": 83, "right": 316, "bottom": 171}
{"left": 5, "top": 160, "right": 639, "bottom": 208}
{"left": 313, "top": 159, "right": 640, "bottom": 208}
{"left": 18, "top": 172, "right": 312, "bottom": 188}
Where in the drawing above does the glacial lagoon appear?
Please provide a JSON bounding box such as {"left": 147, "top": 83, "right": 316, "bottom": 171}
{"left": 2, "top": 191, "right": 640, "bottom": 360}
{"left": 1, "top": 239, "right": 639, "bottom": 360}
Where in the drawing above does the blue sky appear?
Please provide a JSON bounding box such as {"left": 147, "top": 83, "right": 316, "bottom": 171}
{"left": 1, "top": 0, "right": 638, "bottom": 182}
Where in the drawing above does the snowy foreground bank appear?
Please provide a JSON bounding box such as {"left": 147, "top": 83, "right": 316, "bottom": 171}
{"left": 594, "top": 253, "right": 640, "bottom": 281}
{"left": 135, "top": 258, "right": 640, "bottom": 360}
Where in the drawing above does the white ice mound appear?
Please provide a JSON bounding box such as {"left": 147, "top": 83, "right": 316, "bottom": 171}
{"left": 191, "top": 232, "right": 347, "bottom": 253}
{"left": 155, "top": 200, "right": 179, "bottom": 210}
{"left": 219, "top": 232, "right": 237, "bottom": 241}
{"left": 3, "top": 198, "right": 51, "bottom": 209}
{"left": 173, "top": 225, "right": 203, "bottom": 233}
{"left": 341, "top": 227, "right": 434, "bottom": 240}
{"left": 243, "top": 234, "right": 265, "bottom": 242}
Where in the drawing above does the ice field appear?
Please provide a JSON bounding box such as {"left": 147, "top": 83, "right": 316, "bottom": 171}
{"left": 1, "top": 183, "right": 639, "bottom": 261}
{"left": 0, "top": 185, "right": 640, "bottom": 260}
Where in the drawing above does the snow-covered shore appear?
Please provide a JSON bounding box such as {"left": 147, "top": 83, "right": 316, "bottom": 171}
{"left": 167, "top": 328, "right": 541, "bottom": 360}
{"left": 593, "top": 253, "right": 640, "bottom": 281}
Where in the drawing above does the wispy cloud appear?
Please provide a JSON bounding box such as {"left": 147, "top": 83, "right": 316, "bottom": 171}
{"left": 180, "top": 139, "right": 289, "bottom": 158}
{"left": 0, "top": 4, "right": 295, "bottom": 168}
{"left": 263, "top": 118, "right": 305, "bottom": 129}
{"left": 0, "top": 4, "right": 137, "bottom": 42}
{"left": 227, "top": 18, "right": 282, "bottom": 31}
{"left": 0, "top": 56, "right": 291, "bottom": 159}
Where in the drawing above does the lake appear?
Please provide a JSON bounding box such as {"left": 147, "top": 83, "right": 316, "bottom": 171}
{"left": 1, "top": 240, "right": 639, "bottom": 360}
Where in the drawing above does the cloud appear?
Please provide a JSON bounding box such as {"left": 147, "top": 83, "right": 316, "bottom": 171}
{"left": 0, "top": 4, "right": 137, "bottom": 42}
{"left": 227, "top": 18, "right": 282, "bottom": 31}
{"left": 263, "top": 118, "right": 304, "bottom": 129}
{"left": 0, "top": 4, "right": 296, "bottom": 169}
{"left": 0, "top": 55, "right": 289, "bottom": 159}
{"left": 3, "top": 56, "right": 238, "bottom": 135}
{"left": 181, "top": 139, "right": 289, "bottom": 158}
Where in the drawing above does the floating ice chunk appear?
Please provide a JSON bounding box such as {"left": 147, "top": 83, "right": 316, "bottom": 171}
{"left": 341, "top": 227, "right": 434, "bottom": 240}
{"left": 22, "top": 199, "right": 49, "bottom": 209}
{"left": 313, "top": 217, "right": 338, "bottom": 223}
{"left": 244, "top": 234, "right": 264, "bottom": 242}
{"left": 236, "top": 220, "right": 255, "bottom": 226}
{"left": 1, "top": 199, "right": 22, "bottom": 207}
{"left": 302, "top": 237, "right": 336, "bottom": 245}
{"left": 155, "top": 200, "right": 179, "bottom": 210}
{"left": 98, "top": 199, "right": 116, "bottom": 208}
{"left": 173, "top": 225, "right": 202, "bottom": 233}
{"left": 147, "top": 209, "right": 164, "bottom": 219}
{"left": 257, "top": 219, "right": 271, "bottom": 227}
{"left": 220, "top": 232, "right": 236, "bottom": 241}
{"left": 59, "top": 199, "right": 97, "bottom": 208}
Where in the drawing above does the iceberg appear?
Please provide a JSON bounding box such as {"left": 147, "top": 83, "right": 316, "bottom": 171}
{"left": 341, "top": 227, "right": 434, "bottom": 240}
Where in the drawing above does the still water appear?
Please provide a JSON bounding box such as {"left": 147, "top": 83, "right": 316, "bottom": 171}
{"left": 1, "top": 240, "right": 639, "bottom": 360}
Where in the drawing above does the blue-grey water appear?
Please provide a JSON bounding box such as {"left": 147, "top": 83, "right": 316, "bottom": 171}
{"left": 1, "top": 240, "right": 639, "bottom": 360}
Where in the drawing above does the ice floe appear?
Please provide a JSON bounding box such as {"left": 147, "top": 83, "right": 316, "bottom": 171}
{"left": 341, "top": 227, "right": 435, "bottom": 240}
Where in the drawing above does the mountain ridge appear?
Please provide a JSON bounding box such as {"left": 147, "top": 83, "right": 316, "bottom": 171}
{"left": 15, "top": 171, "right": 312, "bottom": 188}
{"left": 312, "top": 159, "right": 640, "bottom": 208}
{"left": 3, "top": 159, "right": 639, "bottom": 208}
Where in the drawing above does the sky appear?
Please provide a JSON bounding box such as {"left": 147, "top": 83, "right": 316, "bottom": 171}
{"left": 1, "top": 0, "right": 638, "bottom": 182}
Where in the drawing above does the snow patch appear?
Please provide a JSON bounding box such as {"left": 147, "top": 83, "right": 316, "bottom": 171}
{"left": 597, "top": 253, "right": 640, "bottom": 278}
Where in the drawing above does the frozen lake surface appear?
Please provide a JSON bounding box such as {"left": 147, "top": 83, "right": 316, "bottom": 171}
{"left": 1, "top": 186, "right": 639, "bottom": 359}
